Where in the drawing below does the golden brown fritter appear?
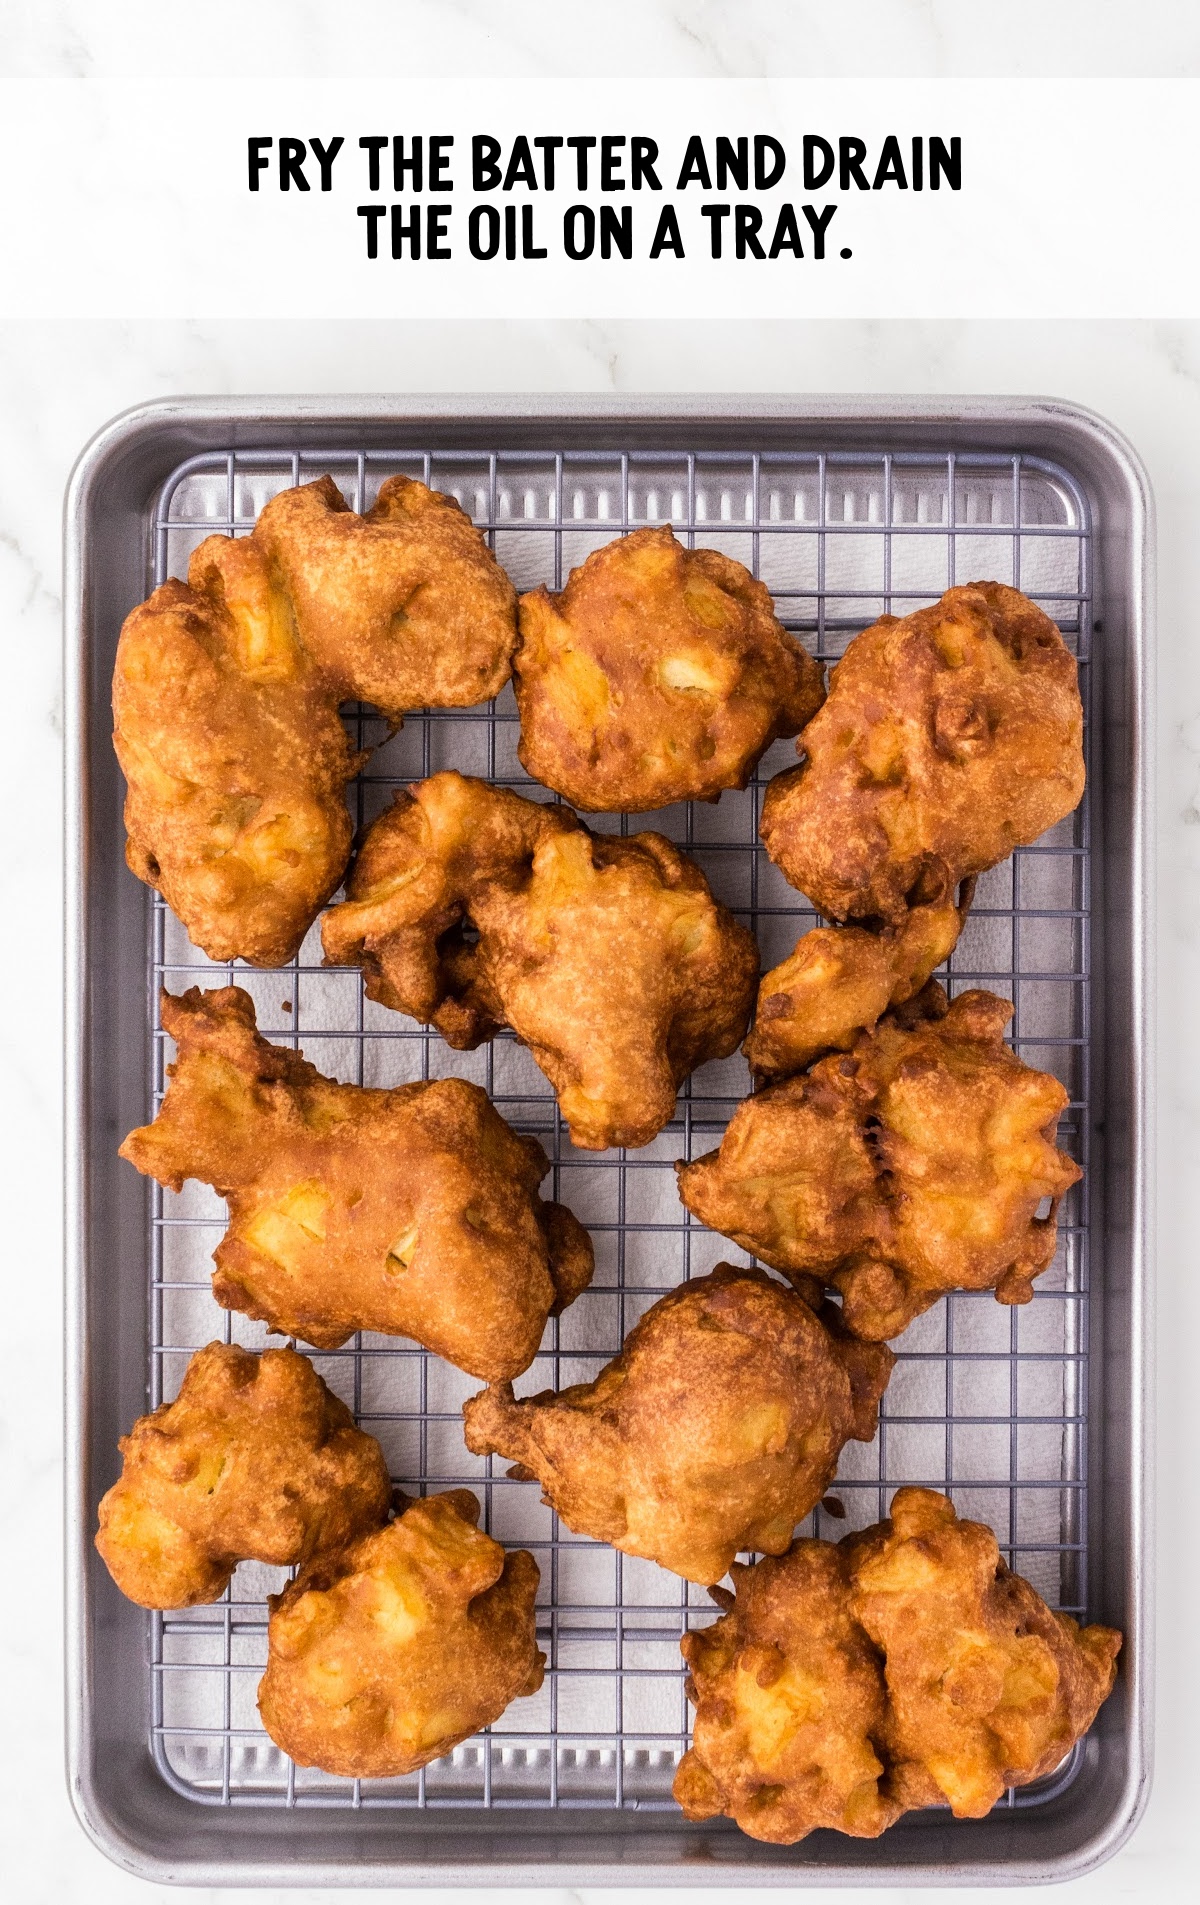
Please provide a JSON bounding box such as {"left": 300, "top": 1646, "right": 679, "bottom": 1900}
{"left": 514, "top": 526, "right": 824, "bottom": 812}
{"left": 113, "top": 561, "right": 362, "bottom": 968}
{"left": 248, "top": 475, "right": 517, "bottom": 720}
{"left": 258, "top": 1490, "right": 544, "bottom": 1779}
{"left": 759, "top": 583, "right": 1085, "bottom": 923}
{"left": 744, "top": 884, "right": 972, "bottom": 1082}
{"left": 95, "top": 1342, "right": 390, "bottom": 1610}
{"left": 851, "top": 1489, "right": 1121, "bottom": 1820}
{"left": 462, "top": 1265, "right": 893, "bottom": 1586}
{"left": 675, "top": 1540, "right": 898, "bottom": 1842}
{"left": 678, "top": 985, "right": 1080, "bottom": 1341}
{"left": 119, "top": 987, "right": 592, "bottom": 1379}
{"left": 321, "top": 772, "right": 760, "bottom": 1151}
{"left": 113, "top": 475, "right": 516, "bottom": 966}
{"left": 675, "top": 1488, "right": 1121, "bottom": 1843}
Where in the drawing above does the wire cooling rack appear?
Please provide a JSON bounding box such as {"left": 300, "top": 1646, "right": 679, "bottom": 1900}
{"left": 143, "top": 441, "right": 1092, "bottom": 1815}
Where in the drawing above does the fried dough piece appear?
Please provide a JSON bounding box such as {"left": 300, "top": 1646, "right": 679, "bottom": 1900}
{"left": 95, "top": 1342, "right": 390, "bottom": 1609}
{"left": 258, "top": 1490, "right": 544, "bottom": 1779}
{"left": 744, "top": 884, "right": 972, "bottom": 1082}
{"left": 248, "top": 475, "right": 517, "bottom": 720}
{"left": 760, "top": 583, "right": 1085, "bottom": 923}
{"left": 463, "top": 1265, "right": 893, "bottom": 1585}
{"left": 679, "top": 985, "right": 1080, "bottom": 1340}
{"left": 321, "top": 772, "right": 760, "bottom": 1150}
{"left": 113, "top": 563, "right": 362, "bottom": 967}
{"left": 674, "top": 1489, "right": 1121, "bottom": 1843}
{"left": 514, "top": 525, "right": 824, "bottom": 812}
{"left": 113, "top": 475, "right": 516, "bottom": 965}
{"left": 119, "top": 987, "right": 592, "bottom": 1379}
{"left": 675, "top": 1540, "right": 898, "bottom": 1842}
{"left": 849, "top": 1489, "right": 1121, "bottom": 1820}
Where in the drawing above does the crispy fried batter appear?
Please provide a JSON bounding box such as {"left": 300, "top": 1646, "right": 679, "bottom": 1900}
{"left": 849, "top": 1489, "right": 1121, "bottom": 1820}
{"left": 113, "top": 475, "right": 516, "bottom": 965}
{"left": 258, "top": 1490, "right": 544, "bottom": 1779}
{"left": 113, "top": 564, "right": 361, "bottom": 967}
{"left": 321, "top": 771, "right": 760, "bottom": 1150}
{"left": 678, "top": 985, "right": 1080, "bottom": 1340}
{"left": 675, "top": 1540, "right": 898, "bottom": 1842}
{"left": 95, "top": 1342, "right": 390, "bottom": 1609}
{"left": 119, "top": 987, "right": 593, "bottom": 1378}
{"left": 249, "top": 475, "right": 516, "bottom": 719}
{"left": 675, "top": 1488, "right": 1121, "bottom": 1843}
{"left": 462, "top": 1265, "right": 893, "bottom": 1585}
{"left": 760, "top": 584, "right": 1085, "bottom": 923}
{"left": 744, "top": 885, "right": 972, "bottom": 1082}
{"left": 514, "top": 526, "right": 824, "bottom": 812}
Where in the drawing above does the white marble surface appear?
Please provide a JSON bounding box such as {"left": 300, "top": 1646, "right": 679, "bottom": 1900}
{"left": 0, "top": 312, "right": 1194, "bottom": 1905}
{"left": 3, "top": 6, "right": 1200, "bottom": 1904}
{"left": 3, "top": 0, "right": 1200, "bottom": 78}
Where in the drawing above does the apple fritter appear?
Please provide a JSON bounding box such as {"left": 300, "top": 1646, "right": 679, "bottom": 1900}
{"left": 462, "top": 1265, "right": 893, "bottom": 1586}
{"left": 95, "top": 1342, "right": 390, "bottom": 1609}
{"left": 679, "top": 985, "right": 1081, "bottom": 1340}
{"left": 247, "top": 475, "right": 516, "bottom": 720}
{"left": 744, "top": 883, "right": 972, "bottom": 1082}
{"left": 113, "top": 563, "right": 362, "bottom": 968}
{"left": 513, "top": 525, "right": 824, "bottom": 812}
{"left": 258, "top": 1490, "right": 544, "bottom": 1779}
{"left": 321, "top": 772, "right": 760, "bottom": 1150}
{"left": 113, "top": 474, "right": 516, "bottom": 966}
{"left": 119, "top": 987, "right": 593, "bottom": 1379}
{"left": 760, "top": 583, "right": 1084, "bottom": 923}
{"left": 847, "top": 1489, "right": 1121, "bottom": 1822}
{"left": 675, "top": 1489, "right": 1121, "bottom": 1843}
{"left": 675, "top": 1539, "right": 898, "bottom": 1842}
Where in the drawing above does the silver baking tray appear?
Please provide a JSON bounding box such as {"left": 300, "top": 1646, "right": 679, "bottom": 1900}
{"left": 65, "top": 396, "right": 1154, "bottom": 1887}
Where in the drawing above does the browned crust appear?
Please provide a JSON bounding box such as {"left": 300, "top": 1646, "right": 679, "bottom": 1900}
{"left": 759, "top": 582, "right": 1084, "bottom": 922}
{"left": 119, "top": 985, "right": 593, "bottom": 1379}
{"left": 112, "top": 474, "right": 517, "bottom": 965}
{"left": 513, "top": 525, "right": 825, "bottom": 811}
{"left": 674, "top": 1487, "right": 1121, "bottom": 1843}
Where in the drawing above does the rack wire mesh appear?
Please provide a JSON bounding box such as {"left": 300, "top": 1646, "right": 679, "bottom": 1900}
{"left": 142, "top": 439, "right": 1092, "bottom": 1817}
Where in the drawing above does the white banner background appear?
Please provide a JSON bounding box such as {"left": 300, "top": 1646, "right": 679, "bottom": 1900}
{"left": 1, "top": 76, "right": 1198, "bottom": 319}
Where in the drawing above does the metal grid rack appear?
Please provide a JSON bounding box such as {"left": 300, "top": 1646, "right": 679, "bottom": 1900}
{"left": 142, "top": 440, "right": 1092, "bottom": 1819}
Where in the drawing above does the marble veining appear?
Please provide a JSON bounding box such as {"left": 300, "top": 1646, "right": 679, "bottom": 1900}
{"left": 3, "top": 2, "right": 1199, "bottom": 80}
